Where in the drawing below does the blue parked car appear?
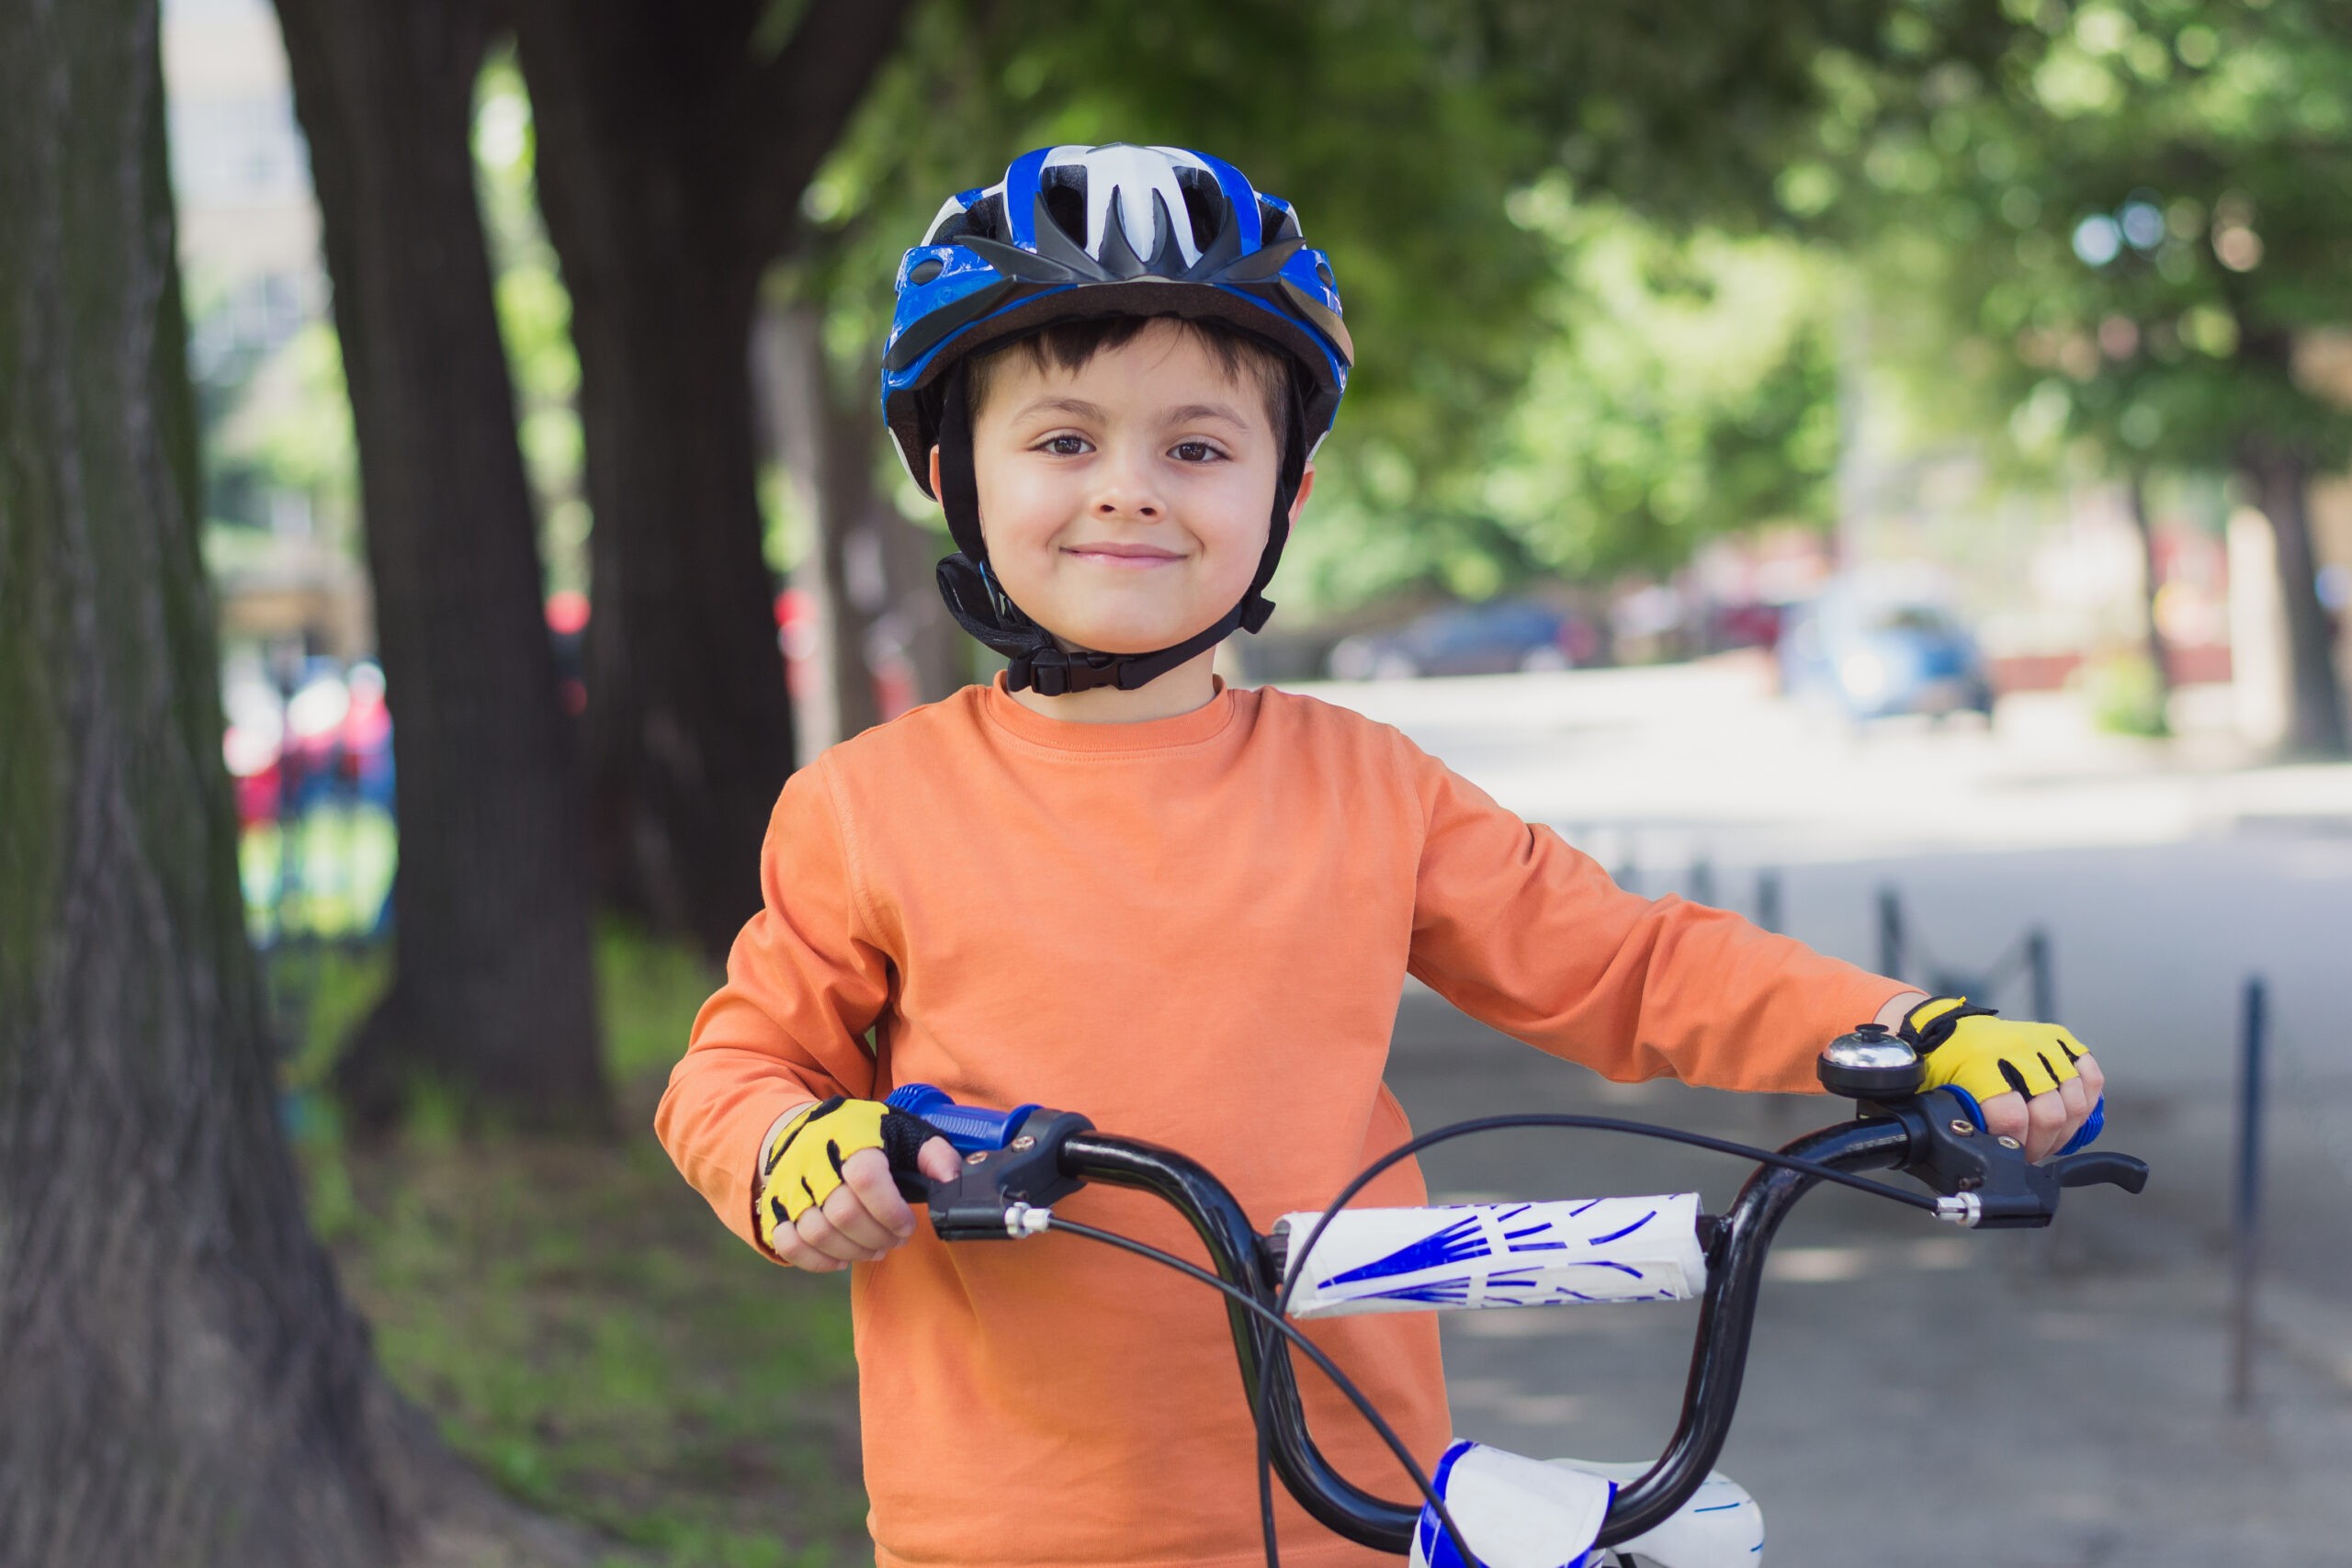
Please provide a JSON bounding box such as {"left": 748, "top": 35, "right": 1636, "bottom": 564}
{"left": 1778, "top": 591, "right": 1993, "bottom": 722}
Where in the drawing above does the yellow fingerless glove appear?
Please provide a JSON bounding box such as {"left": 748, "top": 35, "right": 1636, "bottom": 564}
{"left": 1900, "top": 996, "right": 2086, "bottom": 1104}
{"left": 755, "top": 1097, "right": 944, "bottom": 1256}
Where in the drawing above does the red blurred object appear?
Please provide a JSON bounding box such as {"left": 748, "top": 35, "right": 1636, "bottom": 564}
{"left": 232, "top": 757, "right": 280, "bottom": 829}
{"left": 776, "top": 586, "right": 818, "bottom": 700}
{"left": 546, "top": 590, "right": 591, "bottom": 636}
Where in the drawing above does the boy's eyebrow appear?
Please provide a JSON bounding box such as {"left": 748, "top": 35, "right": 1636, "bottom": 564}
{"left": 1012, "top": 395, "right": 1256, "bottom": 430}
{"left": 1015, "top": 395, "right": 1113, "bottom": 423}
{"left": 1162, "top": 401, "right": 1252, "bottom": 430}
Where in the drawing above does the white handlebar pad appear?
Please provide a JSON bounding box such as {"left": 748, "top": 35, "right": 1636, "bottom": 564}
{"left": 1274, "top": 1195, "right": 1707, "bottom": 1319}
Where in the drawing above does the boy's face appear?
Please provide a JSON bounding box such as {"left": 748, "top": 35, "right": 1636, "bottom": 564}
{"left": 937, "top": 319, "right": 1312, "bottom": 658}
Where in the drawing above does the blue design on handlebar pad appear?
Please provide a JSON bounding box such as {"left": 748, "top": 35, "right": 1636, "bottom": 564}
{"left": 1943, "top": 1085, "right": 2104, "bottom": 1156}
{"left": 886, "top": 1084, "right": 1038, "bottom": 1154}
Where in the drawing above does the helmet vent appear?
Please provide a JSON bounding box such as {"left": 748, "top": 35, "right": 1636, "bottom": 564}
{"left": 929, "top": 190, "right": 1007, "bottom": 246}
{"left": 1174, "top": 169, "right": 1225, "bottom": 254}
{"left": 1038, "top": 175, "right": 1088, "bottom": 246}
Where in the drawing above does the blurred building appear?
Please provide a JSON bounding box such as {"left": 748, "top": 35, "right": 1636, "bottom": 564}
{"left": 164, "top": 0, "right": 322, "bottom": 391}
{"left": 164, "top": 0, "right": 369, "bottom": 660}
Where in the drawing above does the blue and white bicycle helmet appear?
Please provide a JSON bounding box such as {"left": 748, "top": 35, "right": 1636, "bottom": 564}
{"left": 879, "top": 144, "right": 1352, "bottom": 695}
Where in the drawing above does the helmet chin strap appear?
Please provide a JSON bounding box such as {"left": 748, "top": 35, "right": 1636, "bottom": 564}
{"left": 931, "top": 361, "right": 1306, "bottom": 698}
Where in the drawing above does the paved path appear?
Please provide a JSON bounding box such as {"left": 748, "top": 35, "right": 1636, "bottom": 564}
{"left": 1385, "top": 992, "right": 2352, "bottom": 1568}
{"left": 1299, "top": 666, "right": 2352, "bottom": 1565}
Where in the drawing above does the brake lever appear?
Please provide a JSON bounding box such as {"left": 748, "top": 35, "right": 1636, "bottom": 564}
{"left": 918, "top": 1106, "right": 1096, "bottom": 1239}
{"left": 2051, "top": 1150, "right": 2150, "bottom": 1194}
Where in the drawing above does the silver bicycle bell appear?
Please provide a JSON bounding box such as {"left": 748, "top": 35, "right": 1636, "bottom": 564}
{"left": 1816, "top": 1023, "right": 1926, "bottom": 1101}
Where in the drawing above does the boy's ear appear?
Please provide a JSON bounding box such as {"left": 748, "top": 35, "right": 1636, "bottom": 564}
{"left": 1287, "top": 462, "right": 1317, "bottom": 525}
{"left": 928, "top": 445, "right": 943, "bottom": 501}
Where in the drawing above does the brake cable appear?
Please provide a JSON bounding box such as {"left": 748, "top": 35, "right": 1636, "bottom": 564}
{"left": 1242, "top": 1110, "right": 1943, "bottom": 1568}
{"left": 1042, "top": 1216, "right": 1484, "bottom": 1568}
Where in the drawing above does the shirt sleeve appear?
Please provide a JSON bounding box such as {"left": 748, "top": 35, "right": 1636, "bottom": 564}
{"left": 1405, "top": 752, "right": 1906, "bottom": 1094}
{"left": 655, "top": 758, "right": 893, "bottom": 1256}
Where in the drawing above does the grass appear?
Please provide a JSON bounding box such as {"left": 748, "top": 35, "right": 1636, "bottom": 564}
{"left": 279, "top": 923, "right": 870, "bottom": 1566}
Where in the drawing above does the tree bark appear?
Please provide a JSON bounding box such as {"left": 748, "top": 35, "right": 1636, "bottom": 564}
{"left": 273, "top": 0, "right": 609, "bottom": 1128}
{"left": 2235, "top": 434, "right": 2349, "bottom": 757}
{"left": 0, "top": 11, "right": 599, "bottom": 1562}
{"left": 512, "top": 0, "right": 911, "bottom": 956}
{"left": 2122, "top": 467, "right": 2173, "bottom": 723}
{"left": 760, "top": 304, "right": 887, "bottom": 750}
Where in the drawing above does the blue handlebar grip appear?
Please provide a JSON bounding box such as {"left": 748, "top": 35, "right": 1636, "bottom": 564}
{"left": 1943, "top": 1085, "right": 2104, "bottom": 1156}
{"left": 885, "top": 1084, "right": 1038, "bottom": 1155}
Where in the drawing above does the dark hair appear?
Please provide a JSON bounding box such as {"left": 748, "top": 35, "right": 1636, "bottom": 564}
{"left": 964, "top": 313, "right": 1294, "bottom": 436}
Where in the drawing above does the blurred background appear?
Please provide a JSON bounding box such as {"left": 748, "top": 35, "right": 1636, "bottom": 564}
{"left": 11, "top": 0, "right": 2350, "bottom": 1564}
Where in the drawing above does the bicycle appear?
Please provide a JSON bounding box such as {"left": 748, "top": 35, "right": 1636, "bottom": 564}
{"left": 879, "top": 1024, "right": 2147, "bottom": 1567}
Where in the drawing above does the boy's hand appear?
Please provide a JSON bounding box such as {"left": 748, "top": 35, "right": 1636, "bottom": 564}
{"left": 1895, "top": 996, "right": 2107, "bottom": 1162}
{"left": 756, "top": 1098, "right": 962, "bottom": 1272}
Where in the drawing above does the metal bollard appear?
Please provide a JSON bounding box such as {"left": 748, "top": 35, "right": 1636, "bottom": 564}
{"left": 2027, "top": 928, "right": 2055, "bottom": 1022}
{"left": 2230, "top": 974, "right": 2267, "bottom": 1414}
{"left": 1877, "top": 886, "right": 1905, "bottom": 980}
{"left": 1755, "top": 869, "right": 1782, "bottom": 935}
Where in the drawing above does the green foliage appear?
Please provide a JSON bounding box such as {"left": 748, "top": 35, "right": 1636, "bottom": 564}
{"left": 1798, "top": 0, "right": 2352, "bottom": 486}
{"left": 212, "top": 320, "right": 357, "bottom": 528}
{"left": 785, "top": 0, "right": 1990, "bottom": 607}
{"left": 2084, "top": 650, "right": 2172, "bottom": 735}
{"left": 475, "top": 51, "right": 592, "bottom": 596}
{"left": 597, "top": 917, "right": 728, "bottom": 1083}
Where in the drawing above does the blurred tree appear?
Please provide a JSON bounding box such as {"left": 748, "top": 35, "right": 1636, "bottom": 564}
{"left": 1408, "top": 188, "right": 1844, "bottom": 597}
{"left": 0, "top": 5, "right": 607, "bottom": 1561}
{"left": 273, "top": 0, "right": 608, "bottom": 1127}
{"left": 1802, "top": 0, "right": 2349, "bottom": 754}
{"left": 785, "top": 0, "right": 2013, "bottom": 629}
{"left": 507, "top": 0, "right": 914, "bottom": 958}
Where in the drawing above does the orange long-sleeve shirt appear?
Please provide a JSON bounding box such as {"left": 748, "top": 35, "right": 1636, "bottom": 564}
{"left": 658, "top": 674, "right": 1905, "bottom": 1568}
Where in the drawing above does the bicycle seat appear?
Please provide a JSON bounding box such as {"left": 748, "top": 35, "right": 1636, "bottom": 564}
{"left": 1545, "top": 1461, "right": 1761, "bottom": 1568}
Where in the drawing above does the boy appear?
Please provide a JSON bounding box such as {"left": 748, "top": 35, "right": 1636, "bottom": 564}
{"left": 658, "top": 145, "right": 2103, "bottom": 1567}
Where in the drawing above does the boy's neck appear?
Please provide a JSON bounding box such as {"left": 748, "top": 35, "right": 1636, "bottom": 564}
{"left": 1003, "top": 649, "right": 1222, "bottom": 723}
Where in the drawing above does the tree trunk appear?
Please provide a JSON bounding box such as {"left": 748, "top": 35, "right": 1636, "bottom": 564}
{"left": 555, "top": 208, "right": 790, "bottom": 954}
{"left": 273, "top": 0, "right": 608, "bottom": 1129}
{"left": 2122, "top": 467, "right": 2173, "bottom": 723}
{"left": 2236, "top": 434, "right": 2349, "bottom": 758}
{"left": 512, "top": 0, "right": 910, "bottom": 957}
{"left": 0, "top": 12, "right": 601, "bottom": 1562}
{"left": 757, "top": 305, "right": 968, "bottom": 744}
{"left": 760, "top": 303, "right": 886, "bottom": 750}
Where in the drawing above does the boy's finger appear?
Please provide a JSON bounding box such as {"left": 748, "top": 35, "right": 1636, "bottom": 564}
{"left": 917, "top": 1135, "right": 961, "bottom": 1182}
{"left": 2023, "top": 1089, "right": 2069, "bottom": 1163}
{"left": 2055, "top": 1074, "right": 2090, "bottom": 1126}
{"left": 1976, "top": 1089, "right": 2028, "bottom": 1151}
{"left": 771, "top": 1230, "right": 846, "bottom": 1273}
{"left": 794, "top": 1204, "right": 880, "bottom": 1264}
{"left": 832, "top": 1149, "right": 914, "bottom": 1244}
{"left": 2074, "top": 1052, "right": 2106, "bottom": 1104}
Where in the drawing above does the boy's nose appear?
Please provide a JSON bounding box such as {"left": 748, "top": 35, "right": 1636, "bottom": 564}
{"left": 1096, "top": 496, "right": 1159, "bottom": 519}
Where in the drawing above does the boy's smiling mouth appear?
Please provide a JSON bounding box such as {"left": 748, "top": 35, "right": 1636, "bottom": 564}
{"left": 1065, "top": 542, "right": 1185, "bottom": 566}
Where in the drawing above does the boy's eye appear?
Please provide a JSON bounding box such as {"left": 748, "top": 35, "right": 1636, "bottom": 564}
{"left": 1038, "top": 434, "right": 1091, "bottom": 457}
{"left": 1170, "top": 440, "right": 1225, "bottom": 464}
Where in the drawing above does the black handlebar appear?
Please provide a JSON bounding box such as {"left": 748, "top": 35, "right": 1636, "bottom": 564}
{"left": 924, "top": 1089, "right": 2148, "bottom": 1555}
